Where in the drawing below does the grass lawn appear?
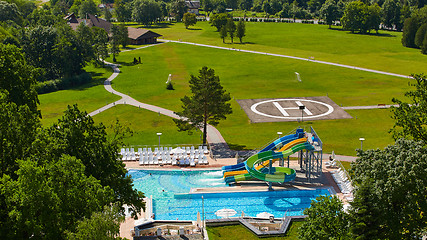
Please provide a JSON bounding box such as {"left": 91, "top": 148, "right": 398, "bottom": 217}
{"left": 149, "top": 21, "right": 427, "bottom": 76}
{"left": 91, "top": 104, "right": 201, "bottom": 146}
{"left": 38, "top": 64, "right": 121, "bottom": 126}
{"left": 207, "top": 221, "right": 302, "bottom": 239}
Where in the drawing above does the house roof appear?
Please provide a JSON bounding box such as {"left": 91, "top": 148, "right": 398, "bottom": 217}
{"left": 127, "top": 27, "right": 162, "bottom": 40}
{"left": 66, "top": 13, "right": 112, "bottom": 33}
{"left": 185, "top": 1, "right": 200, "bottom": 9}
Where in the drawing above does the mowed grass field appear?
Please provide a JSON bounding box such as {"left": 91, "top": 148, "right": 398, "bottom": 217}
{"left": 39, "top": 22, "right": 424, "bottom": 156}
{"left": 150, "top": 21, "right": 426, "bottom": 76}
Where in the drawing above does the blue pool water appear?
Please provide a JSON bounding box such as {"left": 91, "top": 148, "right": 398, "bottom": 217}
{"left": 129, "top": 169, "right": 330, "bottom": 221}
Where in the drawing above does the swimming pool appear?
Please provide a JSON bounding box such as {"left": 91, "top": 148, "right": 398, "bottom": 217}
{"left": 129, "top": 169, "right": 331, "bottom": 221}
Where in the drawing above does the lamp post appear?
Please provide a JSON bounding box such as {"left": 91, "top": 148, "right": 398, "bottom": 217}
{"left": 359, "top": 137, "right": 365, "bottom": 150}
{"left": 157, "top": 132, "right": 162, "bottom": 148}
{"left": 299, "top": 105, "right": 305, "bottom": 122}
{"left": 277, "top": 131, "right": 282, "bottom": 138}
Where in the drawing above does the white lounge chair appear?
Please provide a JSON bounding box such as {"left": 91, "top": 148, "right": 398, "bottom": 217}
{"left": 203, "top": 146, "right": 209, "bottom": 154}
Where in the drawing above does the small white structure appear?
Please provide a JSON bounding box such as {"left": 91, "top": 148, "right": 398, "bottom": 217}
{"left": 166, "top": 74, "right": 172, "bottom": 84}
{"left": 295, "top": 72, "right": 301, "bottom": 82}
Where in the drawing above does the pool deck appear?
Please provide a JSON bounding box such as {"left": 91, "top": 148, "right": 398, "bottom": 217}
{"left": 120, "top": 158, "right": 351, "bottom": 239}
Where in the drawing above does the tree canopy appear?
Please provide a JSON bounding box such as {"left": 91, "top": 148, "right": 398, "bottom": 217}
{"left": 390, "top": 74, "right": 427, "bottom": 141}
{"left": 350, "top": 139, "right": 427, "bottom": 239}
{"left": 183, "top": 12, "right": 197, "bottom": 29}
{"left": 174, "top": 67, "right": 232, "bottom": 145}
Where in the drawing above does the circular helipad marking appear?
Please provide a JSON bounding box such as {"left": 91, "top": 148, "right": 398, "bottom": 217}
{"left": 250, "top": 99, "right": 334, "bottom": 120}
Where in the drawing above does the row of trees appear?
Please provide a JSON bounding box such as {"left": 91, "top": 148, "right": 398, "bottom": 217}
{"left": 0, "top": 42, "right": 144, "bottom": 239}
{"left": 299, "top": 74, "right": 427, "bottom": 239}
{"left": 210, "top": 13, "right": 247, "bottom": 42}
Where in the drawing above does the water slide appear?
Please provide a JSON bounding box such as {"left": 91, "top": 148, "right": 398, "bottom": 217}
{"left": 224, "top": 140, "right": 313, "bottom": 183}
{"left": 221, "top": 129, "right": 305, "bottom": 173}
{"left": 223, "top": 137, "right": 307, "bottom": 178}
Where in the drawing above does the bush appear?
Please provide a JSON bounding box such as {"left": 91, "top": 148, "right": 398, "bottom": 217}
{"left": 36, "top": 72, "right": 92, "bottom": 94}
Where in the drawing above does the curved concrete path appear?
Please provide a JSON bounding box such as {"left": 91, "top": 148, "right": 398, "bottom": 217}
{"left": 159, "top": 39, "right": 412, "bottom": 79}
{"left": 87, "top": 60, "right": 226, "bottom": 146}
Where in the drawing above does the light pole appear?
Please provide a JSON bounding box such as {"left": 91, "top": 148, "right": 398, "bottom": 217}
{"left": 277, "top": 131, "right": 282, "bottom": 139}
{"left": 157, "top": 132, "right": 162, "bottom": 148}
{"left": 299, "top": 105, "right": 305, "bottom": 122}
{"left": 359, "top": 137, "right": 365, "bottom": 150}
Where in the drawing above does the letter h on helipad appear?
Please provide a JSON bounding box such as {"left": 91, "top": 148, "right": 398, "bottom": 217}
{"left": 272, "top": 101, "right": 313, "bottom": 117}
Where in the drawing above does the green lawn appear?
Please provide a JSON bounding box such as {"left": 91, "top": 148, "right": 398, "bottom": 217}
{"left": 91, "top": 104, "right": 201, "bottom": 146}
{"left": 38, "top": 64, "right": 121, "bottom": 126}
{"left": 207, "top": 221, "right": 302, "bottom": 239}
{"left": 150, "top": 21, "right": 427, "bottom": 76}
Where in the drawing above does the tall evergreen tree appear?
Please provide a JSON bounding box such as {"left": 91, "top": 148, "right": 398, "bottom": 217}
{"left": 173, "top": 67, "right": 232, "bottom": 145}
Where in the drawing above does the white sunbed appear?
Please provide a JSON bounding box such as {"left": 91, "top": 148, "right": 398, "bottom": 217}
{"left": 203, "top": 146, "right": 209, "bottom": 154}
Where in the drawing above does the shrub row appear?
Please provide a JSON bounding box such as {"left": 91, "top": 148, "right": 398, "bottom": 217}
{"left": 36, "top": 71, "right": 92, "bottom": 94}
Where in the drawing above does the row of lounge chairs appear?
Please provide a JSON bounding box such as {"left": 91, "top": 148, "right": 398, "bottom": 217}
{"left": 120, "top": 146, "right": 209, "bottom": 161}
{"left": 138, "top": 155, "right": 209, "bottom": 166}
{"left": 331, "top": 169, "right": 354, "bottom": 201}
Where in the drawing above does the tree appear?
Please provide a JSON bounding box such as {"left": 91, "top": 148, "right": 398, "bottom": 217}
{"left": 236, "top": 19, "right": 246, "bottom": 43}
{"left": 320, "top": 0, "right": 339, "bottom": 28}
{"left": 115, "top": 0, "right": 132, "bottom": 22}
{"left": 104, "top": 7, "right": 112, "bottom": 22}
{"left": 92, "top": 27, "right": 109, "bottom": 65}
{"left": 1, "top": 155, "right": 115, "bottom": 239}
{"left": 173, "top": 67, "right": 232, "bottom": 145}
{"left": 183, "top": 12, "right": 197, "bottom": 29}
{"left": 299, "top": 195, "right": 350, "bottom": 240}
{"left": 0, "top": 43, "right": 39, "bottom": 114}
{"left": 0, "top": 1, "right": 22, "bottom": 23}
{"left": 365, "top": 3, "right": 381, "bottom": 33}
{"left": 402, "top": 17, "right": 420, "bottom": 48}
{"left": 209, "top": 13, "right": 229, "bottom": 31}
{"left": 110, "top": 24, "right": 121, "bottom": 62}
{"left": 226, "top": 18, "right": 236, "bottom": 43}
{"left": 341, "top": 1, "right": 366, "bottom": 33}
{"left": 219, "top": 25, "right": 227, "bottom": 43}
{"left": 390, "top": 74, "right": 427, "bottom": 141}
{"left": 351, "top": 139, "right": 427, "bottom": 239}
{"left": 76, "top": 22, "right": 95, "bottom": 62}
{"left": 118, "top": 24, "right": 129, "bottom": 48}
{"left": 415, "top": 23, "right": 427, "bottom": 49}
{"left": 78, "top": 0, "right": 98, "bottom": 18}
{"left": 381, "top": 0, "right": 401, "bottom": 30}
{"left": 67, "top": 204, "right": 124, "bottom": 240}
{"left": 132, "top": 0, "right": 162, "bottom": 25}
{"left": 348, "top": 179, "right": 383, "bottom": 239}
{"left": 170, "top": 0, "right": 187, "bottom": 21}
{"left": 29, "top": 105, "right": 145, "bottom": 217}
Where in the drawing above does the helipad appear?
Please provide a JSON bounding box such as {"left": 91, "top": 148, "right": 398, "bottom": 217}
{"left": 237, "top": 96, "right": 353, "bottom": 123}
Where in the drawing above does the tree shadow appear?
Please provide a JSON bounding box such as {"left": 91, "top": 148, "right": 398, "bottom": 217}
{"left": 187, "top": 27, "right": 202, "bottom": 30}
{"left": 328, "top": 27, "right": 396, "bottom": 37}
{"left": 228, "top": 143, "right": 248, "bottom": 151}
{"left": 142, "top": 23, "right": 174, "bottom": 29}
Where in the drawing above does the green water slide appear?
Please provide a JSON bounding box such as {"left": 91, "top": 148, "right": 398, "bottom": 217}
{"left": 238, "top": 142, "right": 314, "bottom": 183}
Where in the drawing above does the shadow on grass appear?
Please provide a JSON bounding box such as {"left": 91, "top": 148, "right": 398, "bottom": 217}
{"left": 328, "top": 27, "right": 396, "bottom": 37}
{"left": 187, "top": 27, "right": 202, "bottom": 30}
{"left": 228, "top": 143, "right": 248, "bottom": 151}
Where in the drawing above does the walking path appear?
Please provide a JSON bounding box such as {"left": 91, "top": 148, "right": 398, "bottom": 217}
{"left": 159, "top": 39, "right": 411, "bottom": 79}
{"left": 342, "top": 104, "right": 399, "bottom": 110}
{"left": 87, "top": 61, "right": 226, "bottom": 146}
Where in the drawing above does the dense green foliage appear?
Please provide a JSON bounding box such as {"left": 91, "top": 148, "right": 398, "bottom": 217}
{"left": 236, "top": 19, "right": 246, "bottom": 42}
{"left": 401, "top": 6, "right": 427, "bottom": 53}
{"left": 390, "top": 74, "right": 427, "bottom": 141}
{"left": 0, "top": 39, "right": 143, "bottom": 239}
{"left": 299, "top": 195, "right": 349, "bottom": 240}
{"left": 174, "top": 66, "right": 232, "bottom": 144}
{"left": 183, "top": 12, "right": 197, "bottom": 28}
{"left": 350, "top": 139, "right": 427, "bottom": 239}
